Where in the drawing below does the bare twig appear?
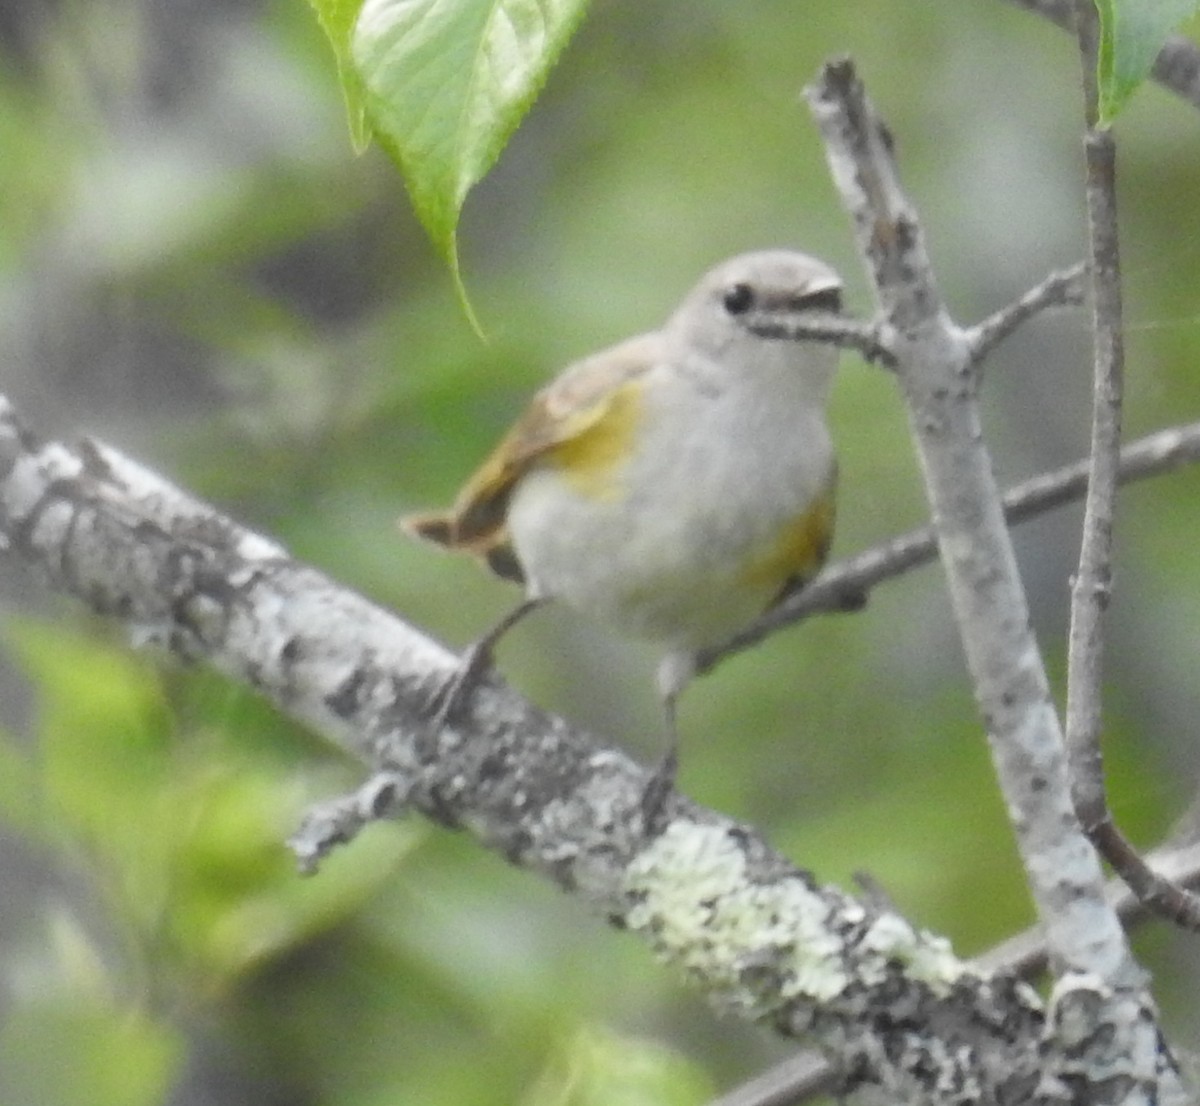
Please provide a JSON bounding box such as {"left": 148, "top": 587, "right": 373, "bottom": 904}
{"left": 289, "top": 772, "right": 414, "bottom": 874}
{"left": 1066, "top": 5, "right": 1200, "bottom": 932}
{"left": 965, "top": 261, "right": 1088, "bottom": 362}
{"left": 751, "top": 260, "right": 1087, "bottom": 370}
{"left": 1067, "top": 0, "right": 1125, "bottom": 846}
{"left": 706, "top": 1052, "right": 831, "bottom": 1106}
{"left": 745, "top": 312, "right": 896, "bottom": 367}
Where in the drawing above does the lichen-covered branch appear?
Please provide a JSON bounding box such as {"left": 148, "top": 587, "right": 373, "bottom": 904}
{"left": 715, "top": 838, "right": 1200, "bottom": 1106}
{"left": 0, "top": 394, "right": 1181, "bottom": 1103}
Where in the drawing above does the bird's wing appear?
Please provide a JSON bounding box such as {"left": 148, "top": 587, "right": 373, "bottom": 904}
{"left": 400, "top": 331, "right": 662, "bottom": 579}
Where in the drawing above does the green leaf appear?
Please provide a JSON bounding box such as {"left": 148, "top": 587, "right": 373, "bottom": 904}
{"left": 351, "top": 0, "right": 590, "bottom": 267}
{"left": 306, "top": 0, "right": 373, "bottom": 150}
{"left": 1095, "top": 0, "right": 1200, "bottom": 124}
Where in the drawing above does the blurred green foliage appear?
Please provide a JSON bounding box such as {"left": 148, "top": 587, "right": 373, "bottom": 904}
{"left": 1, "top": 2, "right": 1199, "bottom": 1104}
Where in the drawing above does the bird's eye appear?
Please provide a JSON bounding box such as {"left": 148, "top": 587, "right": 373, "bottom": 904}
{"left": 722, "top": 283, "right": 755, "bottom": 315}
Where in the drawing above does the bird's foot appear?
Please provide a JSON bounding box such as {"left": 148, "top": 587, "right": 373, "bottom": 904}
{"left": 427, "top": 639, "right": 495, "bottom": 730}
{"left": 639, "top": 745, "right": 678, "bottom": 834}
{"left": 424, "top": 596, "right": 546, "bottom": 732}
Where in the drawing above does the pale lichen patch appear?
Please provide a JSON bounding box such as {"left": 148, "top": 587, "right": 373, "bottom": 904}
{"left": 859, "top": 913, "right": 968, "bottom": 993}
{"left": 624, "top": 821, "right": 851, "bottom": 1010}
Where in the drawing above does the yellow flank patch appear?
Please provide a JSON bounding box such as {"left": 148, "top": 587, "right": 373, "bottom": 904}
{"left": 545, "top": 380, "right": 643, "bottom": 499}
{"left": 740, "top": 494, "right": 835, "bottom": 589}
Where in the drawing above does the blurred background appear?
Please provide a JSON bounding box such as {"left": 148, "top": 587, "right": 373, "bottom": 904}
{"left": 1, "top": 2, "right": 1199, "bottom": 1103}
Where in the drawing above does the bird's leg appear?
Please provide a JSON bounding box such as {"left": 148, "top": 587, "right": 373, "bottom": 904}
{"left": 642, "top": 651, "right": 698, "bottom": 830}
{"left": 429, "top": 596, "right": 547, "bottom": 728}
{"left": 640, "top": 691, "right": 681, "bottom": 831}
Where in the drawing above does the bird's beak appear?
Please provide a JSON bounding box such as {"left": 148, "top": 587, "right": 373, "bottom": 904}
{"left": 743, "top": 280, "right": 844, "bottom": 341}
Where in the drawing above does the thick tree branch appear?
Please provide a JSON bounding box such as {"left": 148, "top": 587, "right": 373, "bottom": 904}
{"left": 713, "top": 839, "right": 1200, "bottom": 1106}
{"left": 804, "top": 57, "right": 1171, "bottom": 1103}
{"left": 0, "top": 393, "right": 1104, "bottom": 1104}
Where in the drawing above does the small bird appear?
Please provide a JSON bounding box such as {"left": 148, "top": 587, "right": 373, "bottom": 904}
{"left": 402, "top": 250, "right": 843, "bottom": 810}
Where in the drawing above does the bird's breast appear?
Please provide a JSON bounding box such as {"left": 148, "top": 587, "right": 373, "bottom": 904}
{"left": 507, "top": 365, "right": 835, "bottom": 649}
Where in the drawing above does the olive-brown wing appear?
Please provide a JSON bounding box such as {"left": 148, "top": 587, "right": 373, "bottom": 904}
{"left": 399, "top": 332, "right": 662, "bottom": 582}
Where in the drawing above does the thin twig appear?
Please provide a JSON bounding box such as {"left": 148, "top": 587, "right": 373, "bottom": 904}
{"left": 965, "top": 261, "right": 1088, "bottom": 362}
{"left": 706, "top": 1053, "right": 831, "bottom": 1106}
{"left": 1067, "top": 0, "right": 1122, "bottom": 827}
{"left": 1065, "top": 5, "right": 1200, "bottom": 933}
{"left": 752, "top": 259, "right": 1086, "bottom": 373}
{"left": 745, "top": 312, "right": 897, "bottom": 367}
{"left": 696, "top": 419, "right": 1200, "bottom": 675}
{"left": 1082, "top": 820, "right": 1200, "bottom": 928}
{"left": 754, "top": 257, "right": 1087, "bottom": 370}
{"left": 753, "top": 255, "right": 1085, "bottom": 372}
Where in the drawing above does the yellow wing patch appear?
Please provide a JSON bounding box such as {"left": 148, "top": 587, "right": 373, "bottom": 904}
{"left": 544, "top": 379, "right": 642, "bottom": 500}
{"left": 740, "top": 491, "right": 836, "bottom": 594}
{"left": 399, "top": 332, "right": 661, "bottom": 578}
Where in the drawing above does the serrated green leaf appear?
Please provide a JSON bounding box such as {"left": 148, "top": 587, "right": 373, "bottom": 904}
{"left": 306, "top": 0, "right": 373, "bottom": 149}
{"left": 1095, "top": 0, "right": 1200, "bottom": 124}
{"left": 351, "top": 0, "right": 590, "bottom": 265}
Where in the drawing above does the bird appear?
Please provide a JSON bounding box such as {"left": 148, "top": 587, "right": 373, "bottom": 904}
{"left": 402, "top": 249, "right": 843, "bottom": 815}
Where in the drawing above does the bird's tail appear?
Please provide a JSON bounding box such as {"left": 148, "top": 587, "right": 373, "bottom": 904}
{"left": 399, "top": 510, "right": 456, "bottom": 547}
{"left": 399, "top": 510, "right": 525, "bottom": 585}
